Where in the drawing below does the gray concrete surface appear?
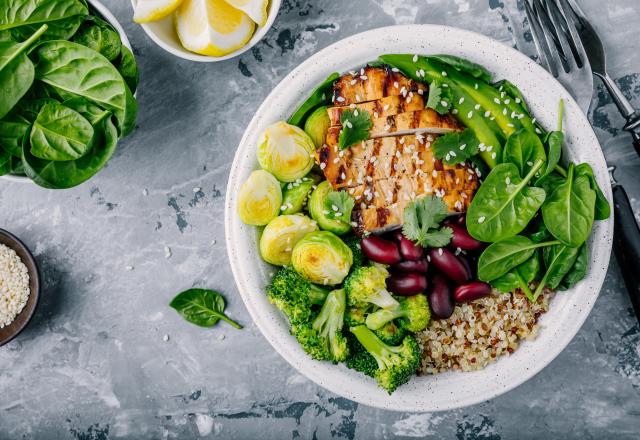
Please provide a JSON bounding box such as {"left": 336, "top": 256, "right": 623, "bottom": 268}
{"left": 1, "top": 0, "right": 640, "bottom": 438}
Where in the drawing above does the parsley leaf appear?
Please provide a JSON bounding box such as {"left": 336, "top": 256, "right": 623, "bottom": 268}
{"left": 324, "top": 190, "right": 355, "bottom": 222}
{"left": 338, "top": 109, "right": 372, "bottom": 150}
{"left": 432, "top": 128, "right": 480, "bottom": 165}
{"left": 426, "top": 80, "right": 453, "bottom": 115}
{"left": 402, "top": 196, "right": 453, "bottom": 247}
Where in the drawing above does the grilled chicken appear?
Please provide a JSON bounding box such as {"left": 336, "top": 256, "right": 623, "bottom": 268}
{"left": 317, "top": 67, "right": 479, "bottom": 234}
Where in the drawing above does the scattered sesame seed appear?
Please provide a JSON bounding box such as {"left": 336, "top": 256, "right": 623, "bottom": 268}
{"left": 440, "top": 100, "right": 449, "bottom": 107}
{"left": 459, "top": 97, "right": 465, "bottom": 105}
{"left": 467, "top": 111, "right": 473, "bottom": 119}
{"left": 460, "top": 144, "right": 466, "bottom": 150}
{"left": 442, "top": 71, "right": 448, "bottom": 76}
{"left": 474, "top": 83, "right": 478, "bottom": 89}
{"left": 478, "top": 216, "right": 486, "bottom": 223}
{"left": 484, "top": 111, "right": 491, "bottom": 117}
{"left": 413, "top": 54, "right": 419, "bottom": 62}
{"left": 474, "top": 104, "right": 481, "bottom": 110}
{"left": 494, "top": 98, "right": 501, "bottom": 104}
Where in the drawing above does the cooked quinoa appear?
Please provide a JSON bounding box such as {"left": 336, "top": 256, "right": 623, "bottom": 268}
{"left": 417, "top": 290, "right": 551, "bottom": 374}
{"left": 0, "top": 243, "right": 30, "bottom": 328}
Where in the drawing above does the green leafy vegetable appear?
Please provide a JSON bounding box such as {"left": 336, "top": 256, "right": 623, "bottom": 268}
{"left": 574, "top": 163, "right": 610, "bottom": 220}
{"left": 541, "top": 163, "right": 596, "bottom": 247}
{"left": 338, "top": 109, "right": 372, "bottom": 150}
{"left": 490, "top": 254, "right": 540, "bottom": 300}
{"left": 531, "top": 244, "right": 581, "bottom": 300}
{"left": 324, "top": 189, "right": 355, "bottom": 222}
{"left": 402, "top": 195, "right": 453, "bottom": 247}
{"left": 428, "top": 54, "right": 492, "bottom": 83}
{"left": 432, "top": 128, "right": 480, "bottom": 165}
{"left": 72, "top": 15, "right": 121, "bottom": 61}
{"left": 425, "top": 79, "right": 453, "bottom": 115}
{"left": 467, "top": 161, "right": 546, "bottom": 242}
{"left": 169, "top": 288, "right": 242, "bottom": 329}
{"left": 502, "top": 128, "right": 546, "bottom": 177}
{"left": 115, "top": 45, "right": 139, "bottom": 94}
{"left": 288, "top": 72, "right": 339, "bottom": 127}
{"left": 29, "top": 101, "right": 94, "bottom": 160}
{"left": 558, "top": 243, "right": 588, "bottom": 290}
{"left": 0, "top": 0, "right": 87, "bottom": 31}
{"left": 537, "top": 100, "right": 564, "bottom": 183}
{"left": 477, "top": 235, "right": 558, "bottom": 282}
{"left": 0, "top": 145, "right": 11, "bottom": 175}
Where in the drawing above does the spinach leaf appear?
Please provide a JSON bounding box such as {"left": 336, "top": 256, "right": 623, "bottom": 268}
{"left": 536, "top": 171, "right": 565, "bottom": 197}
{"left": 541, "top": 164, "right": 596, "bottom": 247}
{"left": 491, "top": 254, "right": 540, "bottom": 295}
{"left": 115, "top": 45, "right": 138, "bottom": 94}
{"left": 432, "top": 128, "right": 480, "bottom": 165}
{"left": 558, "top": 243, "right": 588, "bottom": 290}
{"left": 537, "top": 100, "right": 564, "bottom": 183}
{"left": 428, "top": 54, "right": 492, "bottom": 83}
{"left": 34, "top": 40, "right": 137, "bottom": 137}
{"left": 30, "top": 101, "right": 93, "bottom": 161}
{"left": 0, "top": 112, "right": 30, "bottom": 156}
{"left": 170, "top": 288, "right": 242, "bottom": 329}
{"left": 502, "top": 128, "right": 546, "bottom": 177}
{"left": 467, "top": 161, "right": 546, "bottom": 242}
{"left": 63, "top": 97, "right": 111, "bottom": 125}
{"left": 0, "top": 145, "right": 11, "bottom": 174}
{"left": 72, "top": 15, "right": 121, "bottom": 61}
{"left": 574, "top": 163, "right": 610, "bottom": 220}
{"left": 0, "top": 0, "right": 87, "bottom": 30}
{"left": 22, "top": 114, "right": 117, "bottom": 188}
{"left": 531, "top": 244, "right": 581, "bottom": 300}
{"left": 288, "top": 72, "right": 340, "bottom": 127}
{"left": 477, "top": 235, "right": 558, "bottom": 281}
{"left": 6, "top": 14, "right": 85, "bottom": 41}
{"left": 0, "top": 24, "right": 48, "bottom": 118}
{"left": 526, "top": 216, "right": 552, "bottom": 243}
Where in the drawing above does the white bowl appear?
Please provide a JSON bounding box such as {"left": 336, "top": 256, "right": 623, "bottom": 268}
{"left": 1, "top": 0, "right": 133, "bottom": 185}
{"left": 130, "top": 0, "right": 281, "bottom": 62}
{"left": 225, "top": 25, "right": 614, "bottom": 412}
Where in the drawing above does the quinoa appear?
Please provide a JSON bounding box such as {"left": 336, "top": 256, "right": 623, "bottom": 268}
{"left": 0, "top": 243, "right": 30, "bottom": 328}
{"left": 417, "top": 290, "right": 551, "bottom": 374}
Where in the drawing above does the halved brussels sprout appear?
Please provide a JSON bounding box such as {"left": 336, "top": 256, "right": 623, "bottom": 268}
{"left": 304, "top": 106, "right": 330, "bottom": 149}
{"left": 257, "top": 121, "right": 316, "bottom": 182}
{"left": 281, "top": 175, "right": 319, "bottom": 215}
{"left": 259, "top": 214, "right": 318, "bottom": 266}
{"left": 308, "top": 181, "right": 352, "bottom": 235}
{"left": 291, "top": 231, "right": 353, "bottom": 285}
{"left": 237, "top": 170, "right": 282, "bottom": 225}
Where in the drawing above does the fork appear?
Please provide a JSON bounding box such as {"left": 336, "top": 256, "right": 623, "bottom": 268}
{"left": 524, "top": 0, "right": 640, "bottom": 322}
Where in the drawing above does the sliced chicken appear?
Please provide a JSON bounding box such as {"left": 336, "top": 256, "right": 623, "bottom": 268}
{"left": 327, "top": 94, "right": 426, "bottom": 126}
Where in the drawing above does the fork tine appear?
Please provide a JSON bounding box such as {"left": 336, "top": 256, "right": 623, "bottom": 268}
{"left": 532, "top": 0, "right": 565, "bottom": 75}
{"left": 562, "top": 0, "right": 589, "bottom": 23}
{"left": 556, "top": 0, "right": 589, "bottom": 68}
{"left": 542, "top": 0, "right": 579, "bottom": 72}
{"left": 524, "top": 0, "right": 558, "bottom": 76}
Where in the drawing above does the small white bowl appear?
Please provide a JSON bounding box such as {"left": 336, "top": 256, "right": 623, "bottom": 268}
{"left": 131, "top": 0, "right": 281, "bottom": 62}
{"left": 1, "top": 0, "right": 133, "bottom": 185}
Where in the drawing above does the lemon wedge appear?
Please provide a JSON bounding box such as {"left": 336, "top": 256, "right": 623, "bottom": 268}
{"left": 175, "top": 0, "right": 256, "bottom": 57}
{"left": 223, "top": 0, "right": 268, "bottom": 27}
{"left": 133, "top": 0, "right": 184, "bottom": 23}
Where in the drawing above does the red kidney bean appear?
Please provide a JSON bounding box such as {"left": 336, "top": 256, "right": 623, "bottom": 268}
{"left": 386, "top": 273, "right": 427, "bottom": 296}
{"left": 453, "top": 281, "right": 492, "bottom": 303}
{"left": 428, "top": 273, "right": 454, "bottom": 319}
{"left": 393, "top": 259, "right": 429, "bottom": 273}
{"left": 428, "top": 248, "right": 471, "bottom": 285}
{"left": 457, "top": 254, "right": 476, "bottom": 280}
{"left": 399, "top": 236, "right": 424, "bottom": 260}
{"left": 361, "top": 236, "right": 402, "bottom": 265}
{"left": 388, "top": 230, "right": 404, "bottom": 242}
{"left": 448, "top": 223, "right": 483, "bottom": 251}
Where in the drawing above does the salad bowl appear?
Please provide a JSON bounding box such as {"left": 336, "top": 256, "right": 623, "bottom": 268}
{"left": 225, "top": 25, "right": 613, "bottom": 411}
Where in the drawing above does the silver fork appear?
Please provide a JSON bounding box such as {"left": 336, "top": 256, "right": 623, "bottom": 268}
{"left": 524, "top": 0, "right": 640, "bottom": 322}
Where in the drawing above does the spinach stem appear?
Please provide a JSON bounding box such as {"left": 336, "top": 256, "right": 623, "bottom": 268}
{"left": 221, "top": 315, "right": 243, "bottom": 329}
{"left": 557, "top": 99, "right": 564, "bottom": 132}
{"left": 523, "top": 159, "right": 545, "bottom": 185}
{"left": 554, "top": 164, "right": 567, "bottom": 177}
{"left": 23, "top": 24, "right": 48, "bottom": 48}
{"left": 516, "top": 272, "right": 535, "bottom": 302}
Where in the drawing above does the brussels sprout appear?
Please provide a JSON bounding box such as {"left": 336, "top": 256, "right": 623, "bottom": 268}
{"left": 291, "top": 231, "right": 353, "bottom": 285}
{"left": 308, "top": 181, "right": 353, "bottom": 235}
{"left": 259, "top": 214, "right": 318, "bottom": 266}
{"left": 281, "top": 175, "right": 319, "bottom": 215}
{"left": 304, "top": 106, "right": 330, "bottom": 149}
{"left": 257, "top": 121, "right": 316, "bottom": 182}
{"left": 237, "top": 170, "right": 282, "bottom": 225}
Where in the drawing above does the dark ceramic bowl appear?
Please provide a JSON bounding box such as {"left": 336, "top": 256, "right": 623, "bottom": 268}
{"left": 0, "top": 229, "right": 40, "bottom": 347}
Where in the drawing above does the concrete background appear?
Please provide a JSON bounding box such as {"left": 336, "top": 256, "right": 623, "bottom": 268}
{"left": 1, "top": 0, "right": 639, "bottom": 438}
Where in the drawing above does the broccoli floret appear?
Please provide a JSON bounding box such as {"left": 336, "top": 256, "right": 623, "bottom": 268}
{"left": 374, "top": 321, "right": 406, "bottom": 346}
{"left": 267, "top": 267, "right": 329, "bottom": 326}
{"left": 365, "top": 294, "right": 431, "bottom": 333}
{"left": 349, "top": 325, "right": 421, "bottom": 393}
{"left": 344, "top": 264, "right": 398, "bottom": 309}
{"left": 311, "top": 289, "right": 348, "bottom": 362}
{"left": 345, "top": 332, "right": 377, "bottom": 377}
{"left": 342, "top": 234, "right": 365, "bottom": 269}
{"left": 345, "top": 305, "right": 369, "bottom": 327}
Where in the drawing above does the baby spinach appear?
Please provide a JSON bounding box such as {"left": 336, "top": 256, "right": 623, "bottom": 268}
{"left": 502, "top": 128, "right": 546, "bottom": 177}
{"left": 491, "top": 254, "right": 540, "bottom": 300}
{"left": 467, "top": 160, "right": 546, "bottom": 242}
{"left": 0, "top": 24, "right": 48, "bottom": 118}
{"left": 532, "top": 244, "right": 580, "bottom": 300}
{"left": 115, "top": 45, "right": 138, "bottom": 94}
{"left": 541, "top": 164, "right": 596, "bottom": 247}
{"left": 6, "top": 14, "right": 85, "bottom": 41}
{"left": 558, "top": 243, "right": 589, "bottom": 290}
{"left": 34, "top": 40, "right": 137, "bottom": 137}
{"left": 537, "top": 100, "right": 564, "bottom": 184}
{"left": 30, "top": 101, "right": 94, "bottom": 160}
{"left": 0, "top": 146, "right": 11, "bottom": 174}
{"left": 170, "top": 288, "right": 242, "bottom": 330}
{"left": 72, "top": 15, "right": 121, "bottom": 61}
{"left": 288, "top": 72, "right": 340, "bottom": 127}
{"left": 574, "top": 163, "right": 610, "bottom": 220}
{"left": 477, "top": 235, "right": 558, "bottom": 282}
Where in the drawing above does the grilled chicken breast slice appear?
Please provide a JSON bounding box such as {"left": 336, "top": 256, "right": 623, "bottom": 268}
{"left": 332, "top": 66, "right": 427, "bottom": 106}
{"left": 327, "top": 94, "right": 426, "bottom": 126}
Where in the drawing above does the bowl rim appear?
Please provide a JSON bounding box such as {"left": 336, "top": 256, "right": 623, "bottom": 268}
{"left": 225, "top": 24, "right": 614, "bottom": 411}
{"left": 0, "top": 0, "right": 134, "bottom": 185}
{"left": 130, "top": 0, "right": 282, "bottom": 63}
{"left": 0, "top": 228, "right": 41, "bottom": 347}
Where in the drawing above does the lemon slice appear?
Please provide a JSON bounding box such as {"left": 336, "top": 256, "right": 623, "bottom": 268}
{"left": 133, "top": 0, "right": 184, "bottom": 23}
{"left": 175, "top": 0, "right": 256, "bottom": 56}
{"left": 223, "top": 0, "right": 268, "bottom": 27}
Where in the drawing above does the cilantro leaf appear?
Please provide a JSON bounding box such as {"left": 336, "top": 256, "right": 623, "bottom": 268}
{"left": 432, "top": 128, "right": 480, "bottom": 165}
{"left": 402, "top": 196, "right": 453, "bottom": 247}
{"left": 324, "top": 189, "right": 355, "bottom": 222}
{"left": 338, "top": 109, "right": 372, "bottom": 150}
{"left": 426, "top": 80, "right": 453, "bottom": 115}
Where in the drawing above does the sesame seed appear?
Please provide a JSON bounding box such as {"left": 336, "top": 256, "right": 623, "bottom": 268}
{"left": 494, "top": 98, "right": 501, "bottom": 104}
{"left": 504, "top": 99, "right": 510, "bottom": 104}
{"left": 320, "top": 163, "right": 326, "bottom": 170}
{"left": 440, "top": 100, "right": 449, "bottom": 107}
{"left": 350, "top": 79, "right": 357, "bottom": 85}
{"left": 491, "top": 152, "right": 497, "bottom": 159}
{"left": 413, "top": 54, "right": 419, "bottom": 62}
{"left": 505, "top": 177, "right": 511, "bottom": 185}
{"left": 474, "top": 104, "right": 481, "bottom": 110}
{"left": 438, "top": 248, "right": 443, "bottom": 255}
{"left": 474, "top": 83, "right": 478, "bottom": 89}
{"left": 515, "top": 98, "right": 521, "bottom": 104}
{"left": 392, "top": 67, "right": 399, "bottom": 72}
{"left": 393, "top": 81, "right": 399, "bottom": 88}
{"left": 484, "top": 111, "right": 491, "bottom": 117}
{"left": 460, "top": 144, "right": 466, "bottom": 150}
{"left": 502, "top": 108, "right": 508, "bottom": 115}
{"left": 478, "top": 216, "right": 486, "bottom": 223}
{"left": 442, "top": 71, "right": 448, "bottom": 76}
{"left": 336, "top": 96, "right": 345, "bottom": 103}
{"left": 467, "top": 111, "right": 473, "bottom": 119}
{"left": 459, "top": 97, "right": 465, "bottom": 104}
{"left": 355, "top": 94, "right": 361, "bottom": 102}
{"left": 452, "top": 109, "right": 459, "bottom": 114}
